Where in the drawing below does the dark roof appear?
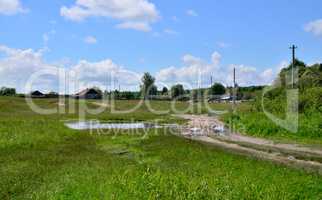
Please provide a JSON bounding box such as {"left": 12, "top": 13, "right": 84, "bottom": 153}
{"left": 31, "top": 90, "right": 44, "bottom": 96}
{"left": 75, "top": 88, "right": 101, "bottom": 96}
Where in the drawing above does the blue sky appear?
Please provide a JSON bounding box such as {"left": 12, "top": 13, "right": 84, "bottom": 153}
{"left": 0, "top": 0, "right": 322, "bottom": 92}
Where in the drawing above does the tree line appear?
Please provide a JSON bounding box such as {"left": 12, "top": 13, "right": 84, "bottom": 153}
{"left": 0, "top": 87, "right": 16, "bottom": 96}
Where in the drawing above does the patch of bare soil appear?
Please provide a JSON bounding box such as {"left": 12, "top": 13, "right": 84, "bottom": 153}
{"left": 174, "top": 114, "right": 322, "bottom": 175}
{"left": 91, "top": 102, "right": 110, "bottom": 108}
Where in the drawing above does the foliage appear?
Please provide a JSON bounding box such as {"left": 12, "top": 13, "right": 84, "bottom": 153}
{"left": 140, "top": 72, "right": 157, "bottom": 99}
{"left": 209, "top": 83, "right": 225, "bottom": 95}
{"left": 161, "top": 87, "right": 168, "bottom": 95}
{"left": 190, "top": 89, "right": 199, "bottom": 102}
{"left": 46, "top": 91, "right": 59, "bottom": 98}
{"left": 223, "top": 59, "right": 322, "bottom": 142}
{"left": 279, "top": 59, "right": 322, "bottom": 88}
{"left": 92, "top": 87, "right": 103, "bottom": 95}
{"left": 0, "top": 87, "right": 16, "bottom": 96}
{"left": 299, "top": 87, "right": 322, "bottom": 113}
{"left": 170, "top": 84, "right": 185, "bottom": 99}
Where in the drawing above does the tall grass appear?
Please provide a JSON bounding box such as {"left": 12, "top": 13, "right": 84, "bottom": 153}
{"left": 1, "top": 97, "right": 322, "bottom": 199}
{"left": 223, "top": 87, "right": 322, "bottom": 144}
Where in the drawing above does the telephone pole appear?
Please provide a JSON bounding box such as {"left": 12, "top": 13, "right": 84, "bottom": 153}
{"left": 210, "top": 75, "right": 213, "bottom": 86}
{"left": 233, "top": 68, "right": 236, "bottom": 105}
{"left": 289, "top": 45, "right": 297, "bottom": 88}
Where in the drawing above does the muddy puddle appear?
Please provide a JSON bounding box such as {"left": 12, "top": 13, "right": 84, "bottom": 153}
{"left": 65, "top": 121, "right": 163, "bottom": 130}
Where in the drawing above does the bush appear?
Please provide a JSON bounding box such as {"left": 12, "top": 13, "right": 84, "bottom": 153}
{"left": 299, "top": 87, "right": 322, "bottom": 112}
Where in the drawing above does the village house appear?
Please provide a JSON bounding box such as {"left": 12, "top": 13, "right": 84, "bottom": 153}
{"left": 73, "top": 88, "right": 102, "bottom": 99}
{"left": 30, "top": 90, "right": 45, "bottom": 98}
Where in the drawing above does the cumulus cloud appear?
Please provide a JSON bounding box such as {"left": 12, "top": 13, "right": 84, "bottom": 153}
{"left": 60, "top": 0, "right": 160, "bottom": 32}
{"left": 305, "top": 19, "right": 322, "bottom": 37}
{"left": 0, "top": 44, "right": 280, "bottom": 93}
{"left": 156, "top": 52, "right": 222, "bottom": 88}
{"left": 0, "top": 0, "right": 27, "bottom": 15}
{"left": 226, "top": 65, "right": 275, "bottom": 86}
{"left": 0, "top": 45, "right": 141, "bottom": 93}
{"left": 70, "top": 59, "right": 141, "bottom": 91}
{"left": 156, "top": 52, "right": 277, "bottom": 88}
{"left": 277, "top": 60, "right": 288, "bottom": 71}
{"left": 186, "top": 9, "right": 198, "bottom": 17}
{"left": 84, "top": 36, "right": 97, "bottom": 44}
{"left": 116, "top": 21, "right": 151, "bottom": 32}
{"left": 0, "top": 45, "right": 58, "bottom": 93}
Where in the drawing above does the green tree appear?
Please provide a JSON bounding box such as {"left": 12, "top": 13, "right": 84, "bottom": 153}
{"left": 170, "top": 84, "right": 185, "bottom": 99}
{"left": 140, "top": 72, "right": 156, "bottom": 99}
{"left": 0, "top": 87, "right": 16, "bottom": 96}
{"left": 46, "top": 91, "right": 58, "bottom": 98}
{"left": 279, "top": 59, "right": 306, "bottom": 87}
{"left": 209, "top": 83, "right": 226, "bottom": 95}
{"left": 161, "top": 87, "right": 168, "bottom": 95}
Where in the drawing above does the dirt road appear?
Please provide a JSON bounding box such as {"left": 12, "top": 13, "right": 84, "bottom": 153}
{"left": 174, "top": 114, "right": 322, "bottom": 174}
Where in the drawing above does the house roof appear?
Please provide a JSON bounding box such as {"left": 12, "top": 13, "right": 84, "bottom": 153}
{"left": 75, "top": 88, "right": 100, "bottom": 96}
{"left": 221, "top": 95, "right": 232, "bottom": 100}
{"left": 31, "top": 90, "right": 44, "bottom": 96}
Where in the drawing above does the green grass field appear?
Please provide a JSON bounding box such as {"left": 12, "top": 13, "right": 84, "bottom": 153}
{"left": 1, "top": 97, "right": 322, "bottom": 199}
{"left": 221, "top": 100, "right": 322, "bottom": 145}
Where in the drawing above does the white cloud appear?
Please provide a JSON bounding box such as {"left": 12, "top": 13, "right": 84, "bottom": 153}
{"left": 70, "top": 59, "right": 141, "bottom": 91}
{"left": 260, "top": 68, "right": 274, "bottom": 84}
{"left": 277, "top": 60, "right": 288, "bottom": 71}
{"left": 163, "top": 29, "right": 178, "bottom": 35}
{"left": 43, "top": 34, "right": 49, "bottom": 44}
{"left": 60, "top": 0, "right": 160, "bottom": 32}
{"left": 186, "top": 9, "right": 198, "bottom": 17}
{"left": 42, "top": 30, "right": 56, "bottom": 46}
{"left": 0, "top": 45, "right": 59, "bottom": 92}
{"left": 156, "top": 52, "right": 222, "bottom": 88}
{"left": 227, "top": 65, "right": 275, "bottom": 86}
{"left": 84, "top": 36, "right": 97, "bottom": 44}
{"left": 0, "top": 0, "right": 27, "bottom": 15}
{"left": 0, "top": 45, "right": 141, "bottom": 93}
{"left": 305, "top": 19, "right": 322, "bottom": 37}
{"left": 156, "top": 52, "right": 278, "bottom": 87}
{"left": 116, "top": 21, "right": 151, "bottom": 32}
{"left": 0, "top": 45, "right": 281, "bottom": 93}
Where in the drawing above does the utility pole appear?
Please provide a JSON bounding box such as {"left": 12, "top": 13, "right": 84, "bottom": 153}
{"left": 210, "top": 76, "right": 213, "bottom": 86}
{"left": 233, "top": 68, "right": 236, "bottom": 105}
{"left": 289, "top": 45, "right": 297, "bottom": 88}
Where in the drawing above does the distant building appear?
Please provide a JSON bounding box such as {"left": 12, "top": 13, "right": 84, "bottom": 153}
{"left": 74, "top": 88, "right": 102, "bottom": 99}
{"left": 45, "top": 91, "right": 59, "bottom": 98}
{"left": 30, "top": 90, "right": 45, "bottom": 98}
{"left": 208, "top": 94, "right": 232, "bottom": 103}
{"left": 220, "top": 95, "right": 232, "bottom": 102}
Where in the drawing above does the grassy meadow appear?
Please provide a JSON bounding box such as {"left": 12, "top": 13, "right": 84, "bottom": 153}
{"left": 221, "top": 87, "right": 322, "bottom": 144}
{"left": 1, "top": 97, "right": 322, "bottom": 199}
